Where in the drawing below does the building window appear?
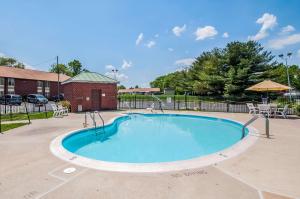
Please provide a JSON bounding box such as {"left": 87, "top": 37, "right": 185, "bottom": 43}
{"left": 0, "top": 78, "right": 4, "bottom": 96}
{"left": 37, "top": 81, "right": 43, "bottom": 95}
{"left": 44, "top": 81, "right": 50, "bottom": 97}
{"left": 7, "top": 78, "right": 15, "bottom": 94}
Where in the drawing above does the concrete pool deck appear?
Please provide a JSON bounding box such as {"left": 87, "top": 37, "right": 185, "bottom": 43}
{"left": 0, "top": 110, "right": 299, "bottom": 199}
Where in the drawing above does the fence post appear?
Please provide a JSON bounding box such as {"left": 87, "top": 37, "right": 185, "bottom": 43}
{"left": 198, "top": 96, "right": 202, "bottom": 111}
{"left": 185, "top": 94, "right": 187, "bottom": 110}
{"left": 10, "top": 105, "right": 12, "bottom": 121}
{"left": 134, "top": 95, "right": 137, "bottom": 109}
{"left": 226, "top": 102, "right": 230, "bottom": 112}
{"left": 173, "top": 95, "right": 176, "bottom": 110}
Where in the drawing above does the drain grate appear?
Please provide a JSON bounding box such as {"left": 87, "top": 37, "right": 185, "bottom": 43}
{"left": 63, "top": 167, "right": 76, "bottom": 174}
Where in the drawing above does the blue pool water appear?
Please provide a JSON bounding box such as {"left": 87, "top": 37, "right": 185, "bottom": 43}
{"left": 62, "top": 114, "right": 247, "bottom": 163}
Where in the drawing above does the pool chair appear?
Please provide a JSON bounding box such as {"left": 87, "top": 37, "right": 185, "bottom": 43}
{"left": 246, "top": 103, "right": 259, "bottom": 115}
{"left": 57, "top": 104, "right": 69, "bottom": 116}
{"left": 50, "top": 104, "right": 63, "bottom": 117}
{"left": 274, "top": 104, "right": 289, "bottom": 119}
{"left": 258, "top": 104, "right": 271, "bottom": 117}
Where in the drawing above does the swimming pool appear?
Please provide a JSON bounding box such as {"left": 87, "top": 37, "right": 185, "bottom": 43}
{"left": 61, "top": 113, "right": 249, "bottom": 164}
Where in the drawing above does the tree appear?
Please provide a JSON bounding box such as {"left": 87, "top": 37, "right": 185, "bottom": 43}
{"left": 118, "top": 85, "right": 126, "bottom": 90}
{"left": 0, "top": 57, "right": 25, "bottom": 68}
{"left": 150, "top": 41, "right": 281, "bottom": 100}
{"left": 135, "top": 85, "right": 139, "bottom": 88}
{"left": 68, "top": 59, "right": 89, "bottom": 76}
{"left": 49, "top": 63, "right": 72, "bottom": 76}
{"left": 268, "top": 64, "right": 300, "bottom": 90}
{"left": 223, "top": 41, "right": 275, "bottom": 99}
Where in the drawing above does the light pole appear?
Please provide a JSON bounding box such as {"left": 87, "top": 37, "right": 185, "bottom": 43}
{"left": 112, "top": 69, "right": 119, "bottom": 81}
{"left": 278, "top": 52, "right": 292, "bottom": 101}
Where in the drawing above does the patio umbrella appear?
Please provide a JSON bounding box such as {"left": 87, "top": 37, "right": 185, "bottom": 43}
{"left": 246, "top": 80, "right": 291, "bottom": 92}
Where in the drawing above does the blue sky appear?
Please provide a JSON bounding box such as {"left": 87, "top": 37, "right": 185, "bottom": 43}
{"left": 1, "top": 0, "right": 300, "bottom": 87}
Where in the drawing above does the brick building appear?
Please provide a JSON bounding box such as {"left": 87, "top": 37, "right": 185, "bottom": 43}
{"left": 62, "top": 72, "right": 118, "bottom": 112}
{"left": 0, "top": 66, "right": 70, "bottom": 98}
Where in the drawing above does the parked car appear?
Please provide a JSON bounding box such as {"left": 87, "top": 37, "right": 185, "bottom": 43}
{"left": 0, "top": 94, "right": 23, "bottom": 106}
{"left": 26, "top": 94, "right": 48, "bottom": 104}
{"left": 51, "top": 94, "right": 64, "bottom": 102}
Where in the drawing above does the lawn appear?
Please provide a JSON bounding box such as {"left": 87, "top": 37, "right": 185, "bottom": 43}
{"left": 1, "top": 111, "right": 53, "bottom": 121}
{"left": 0, "top": 122, "right": 28, "bottom": 133}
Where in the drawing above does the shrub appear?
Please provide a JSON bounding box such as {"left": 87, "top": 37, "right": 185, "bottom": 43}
{"left": 59, "top": 100, "right": 71, "bottom": 110}
{"left": 294, "top": 104, "right": 300, "bottom": 116}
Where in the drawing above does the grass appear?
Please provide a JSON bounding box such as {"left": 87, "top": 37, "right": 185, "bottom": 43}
{"left": 0, "top": 122, "right": 28, "bottom": 133}
{"left": 1, "top": 111, "right": 53, "bottom": 121}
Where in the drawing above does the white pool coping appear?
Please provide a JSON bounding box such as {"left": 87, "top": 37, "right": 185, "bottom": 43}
{"left": 50, "top": 113, "right": 259, "bottom": 173}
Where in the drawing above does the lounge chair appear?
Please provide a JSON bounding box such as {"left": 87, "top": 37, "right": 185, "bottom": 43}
{"left": 57, "top": 104, "right": 68, "bottom": 116}
{"left": 51, "top": 104, "right": 63, "bottom": 117}
{"left": 258, "top": 104, "right": 271, "bottom": 117}
{"left": 274, "top": 105, "right": 289, "bottom": 119}
{"left": 246, "top": 103, "right": 259, "bottom": 115}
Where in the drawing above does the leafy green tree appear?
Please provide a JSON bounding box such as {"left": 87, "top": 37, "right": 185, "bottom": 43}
{"left": 268, "top": 64, "right": 300, "bottom": 90}
{"left": 150, "top": 41, "right": 281, "bottom": 100}
{"left": 49, "top": 64, "right": 72, "bottom": 76}
{"left": 118, "top": 85, "right": 126, "bottom": 90}
{"left": 0, "top": 57, "right": 25, "bottom": 68}
{"left": 223, "top": 41, "right": 275, "bottom": 99}
{"left": 67, "top": 59, "right": 89, "bottom": 76}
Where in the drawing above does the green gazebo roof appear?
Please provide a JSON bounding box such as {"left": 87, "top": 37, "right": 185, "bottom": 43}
{"left": 62, "top": 72, "right": 118, "bottom": 85}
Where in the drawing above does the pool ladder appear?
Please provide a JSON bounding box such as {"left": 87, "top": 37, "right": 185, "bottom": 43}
{"left": 152, "top": 94, "right": 164, "bottom": 113}
{"left": 242, "top": 114, "right": 269, "bottom": 139}
{"left": 84, "top": 111, "right": 105, "bottom": 134}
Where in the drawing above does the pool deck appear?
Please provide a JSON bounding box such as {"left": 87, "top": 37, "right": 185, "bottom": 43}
{"left": 0, "top": 110, "right": 299, "bottom": 199}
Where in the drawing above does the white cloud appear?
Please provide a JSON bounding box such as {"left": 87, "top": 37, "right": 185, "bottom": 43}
{"left": 154, "top": 34, "right": 159, "bottom": 38}
{"left": 174, "top": 58, "right": 195, "bottom": 66}
{"left": 23, "top": 63, "right": 36, "bottom": 70}
{"left": 222, "top": 32, "right": 229, "bottom": 38}
{"left": 105, "top": 64, "right": 115, "bottom": 70}
{"left": 280, "top": 25, "right": 296, "bottom": 35}
{"left": 121, "top": 59, "right": 132, "bottom": 69}
{"left": 146, "top": 40, "right": 156, "bottom": 48}
{"left": 105, "top": 71, "right": 128, "bottom": 82}
{"left": 135, "top": 33, "right": 144, "bottom": 45}
{"left": 168, "top": 48, "right": 174, "bottom": 52}
{"left": 195, "top": 26, "right": 218, "bottom": 40}
{"left": 172, "top": 24, "right": 186, "bottom": 37}
{"left": 248, "top": 13, "right": 277, "bottom": 40}
{"left": 268, "top": 33, "right": 300, "bottom": 49}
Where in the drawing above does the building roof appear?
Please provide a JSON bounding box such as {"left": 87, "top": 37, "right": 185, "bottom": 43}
{"left": 62, "top": 72, "right": 118, "bottom": 85}
{"left": 0, "top": 66, "right": 70, "bottom": 82}
{"left": 118, "top": 88, "right": 160, "bottom": 93}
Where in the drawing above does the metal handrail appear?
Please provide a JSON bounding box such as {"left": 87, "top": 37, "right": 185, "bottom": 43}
{"left": 95, "top": 111, "right": 105, "bottom": 133}
{"left": 152, "top": 94, "right": 164, "bottom": 113}
{"left": 242, "top": 114, "right": 270, "bottom": 139}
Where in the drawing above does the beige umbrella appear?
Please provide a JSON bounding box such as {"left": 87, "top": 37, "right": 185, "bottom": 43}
{"left": 246, "top": 80, "right": 291, "bottom": 92}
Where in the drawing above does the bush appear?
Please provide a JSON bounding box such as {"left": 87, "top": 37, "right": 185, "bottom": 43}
{"left": 59, "top": 100, "right": 71, "bottom": 110}
{"left": 294, "top": 104, "right": 300, "bottom": 116}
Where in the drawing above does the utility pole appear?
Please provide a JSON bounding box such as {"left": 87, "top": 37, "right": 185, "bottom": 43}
{"left": 278, "top": 53, "right": 292, "bottom": 102}
{"left": 57, "top": 56, "right": 60, "bottom": 101}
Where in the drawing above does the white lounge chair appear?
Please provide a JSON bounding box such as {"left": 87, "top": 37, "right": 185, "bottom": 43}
{"left": 258, "top": 104, "right": 271, "bottom": 117}
{"left": 57, "top": 104, "right": 68, "bottom": 116}
{"left": 51, "top": 104, "right": 63, "bottom": 117}
{"left": 246, "top": 103, "right": 259, "bottom": 115}
{"left": 274, "top": 105, "right": 289, "bottom": 119}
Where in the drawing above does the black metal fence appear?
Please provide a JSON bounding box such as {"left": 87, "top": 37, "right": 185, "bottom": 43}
{"left": 118, "top": 95, "right": 298, "bottom": 115}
